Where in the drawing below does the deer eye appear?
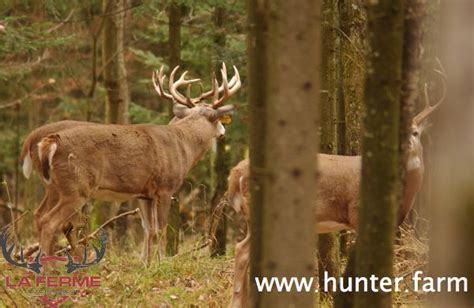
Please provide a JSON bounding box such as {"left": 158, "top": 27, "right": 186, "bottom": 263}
{"left": 412, "top": 131, "right": 419, "bottom": 137}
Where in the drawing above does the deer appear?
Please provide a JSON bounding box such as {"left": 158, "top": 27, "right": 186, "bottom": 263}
{"left": 228, "top": 68, "right": 445, "bottom": 307}
{"left": 31, "top": 63, "right": 240, "bottom": 264}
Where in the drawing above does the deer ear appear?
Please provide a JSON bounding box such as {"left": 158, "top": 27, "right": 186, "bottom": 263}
{"left": 216, "top": 104, "right": 234, "bottom": 117}
{"left": 173, "top": 103, "right": 192, "bottom": 118}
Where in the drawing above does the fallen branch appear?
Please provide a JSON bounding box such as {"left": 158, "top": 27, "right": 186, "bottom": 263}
{"left": 55, "top": 207, "right": 140, "bottom": 254}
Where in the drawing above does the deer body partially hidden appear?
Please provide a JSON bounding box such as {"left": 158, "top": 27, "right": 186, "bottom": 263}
{"left": 228, "top": 68, "right": 445, "bottom": 307}
{"left": 31, "top": 64, "right": 240, "bottom": 263}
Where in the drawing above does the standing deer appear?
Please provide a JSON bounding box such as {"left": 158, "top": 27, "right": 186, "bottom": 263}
{"left": 228, "top": 70, "right": 445, "bottom": 307}
{"left": 32, "top": 64, "right": 240, "bottom": 263}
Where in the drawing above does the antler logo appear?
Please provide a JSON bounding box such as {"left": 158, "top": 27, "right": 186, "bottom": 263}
{"left": 0, "top": 227, "right": 42, "bottom": 273}
{"left": 0, "top": 227, "right": 108, "bottom": 273}
{"left": 65, "top": 230, "right": 107, "bottom": 273}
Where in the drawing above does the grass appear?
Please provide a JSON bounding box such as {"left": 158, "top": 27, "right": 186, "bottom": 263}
{"left": 0, "top": 236, "right": 234, "bottom": 307}
{"left": 0, "top": 227, "right": 428, "bottom": 307}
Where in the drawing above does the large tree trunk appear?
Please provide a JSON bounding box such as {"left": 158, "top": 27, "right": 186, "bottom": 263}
{"left": 430, "top": 0, "right": 474, "bottom": 305}
{"left": 256, "top": 1, "right": 321, "bottom": 306}
{"left": 209, "top": 4, "right": 229, "bottom": 257}
{"left": 102, "top": 0, "right": 130, "bottom": 243}
{"left": 318, "top": 0, "right": 340, "bottom": 293}
{"left": 247, "top": 0, "right": 269, "bottom": 306}
{"left": 354, "top": 1, "right": 404, "bottom": 307}
{"left": 165, "top": 1, "right": 183, "bottom": 257}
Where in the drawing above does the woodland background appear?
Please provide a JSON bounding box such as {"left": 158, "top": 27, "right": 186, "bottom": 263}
{"left": 0, "top": 0, "right": 473, "bottom": 307}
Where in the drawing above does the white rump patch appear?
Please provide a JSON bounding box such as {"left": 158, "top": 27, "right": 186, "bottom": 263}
{"left": 407, "top": 156, "right": 421, "bottom": 171}
{"left": 217, "top": 121, "right": 226, "bottom": 136}
{"left": 22, "top": 151, "right": 33, "bottom": 179}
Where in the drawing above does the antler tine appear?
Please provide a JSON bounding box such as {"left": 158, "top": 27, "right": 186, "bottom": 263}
{"left": 212, "top": 63, "right": 241, "bottom": 109}
{"left": 413, "top": 64, "right": 446, "bottom": 125}
{"left": 169, "top": 66, "right": 201, "bottom": 107}
{"left": 152, "top": 66, "right": 173, "bottom": 101}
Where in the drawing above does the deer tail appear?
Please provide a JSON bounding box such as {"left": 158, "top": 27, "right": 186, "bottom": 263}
{"left": 37, "top": 134, "right": 60, "bottom": 184}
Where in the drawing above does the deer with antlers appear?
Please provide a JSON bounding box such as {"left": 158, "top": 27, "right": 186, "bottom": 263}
{"left": 228, "top": 68, "right": 445, "bottom": 307}
{"left": 29, "top": 64, "right": 240, "bottom": 264}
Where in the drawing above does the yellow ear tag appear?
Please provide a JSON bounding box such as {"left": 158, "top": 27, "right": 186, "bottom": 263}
{"left": 219, "top": 114, "right": 232, "bottom": 125}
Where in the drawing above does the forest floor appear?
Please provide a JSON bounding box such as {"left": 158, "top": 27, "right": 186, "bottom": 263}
{"left": 0, "top": 228, "right": 428, "bottom": 307}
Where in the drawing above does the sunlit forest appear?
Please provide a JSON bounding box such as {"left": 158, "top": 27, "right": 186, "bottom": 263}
{"left": 0, "top": 0, "right": 473, "bottom": 307}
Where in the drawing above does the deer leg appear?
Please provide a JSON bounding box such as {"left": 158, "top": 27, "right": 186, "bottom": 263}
{"left": 157, "top": 192, "right": 172, "bottom": 257}
{"left": 139, "top": 199, "right": 153, "bottom": 264}
{"left": 39, "top": 194, "right": 87, "bottom": 256}
{"left": 231, "top": 229, "right": 251, "bottom": 308}
{"left": 34, "top": 188, "right": 59, "bottom": 243}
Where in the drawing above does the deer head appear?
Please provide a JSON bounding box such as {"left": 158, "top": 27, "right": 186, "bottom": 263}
{"left": 152, "top": 63, "right": 241, "bottom": 138}
{"left": 407, "top": 60, "right": 446, "bottom": 172}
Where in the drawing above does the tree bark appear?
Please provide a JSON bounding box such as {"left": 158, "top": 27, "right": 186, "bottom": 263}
{"left": 354, "top": 1, "right": 404, "bottom": 307}
{"left": 338, "top": 0, "right": 365, "bottom": 155}
{"left": 103, "top": 0, "right": 129, "bottom": 125}
{"left": 258, "top": 1, "right": 321, "bottom": 306}
{"left": 247, "top": 0, "right": 269, "bottom": 306}
{"left": 399, "top": 0, "right": 425, "bottom": 226}
{"left": 318, "top": 0, "right": 340, "bottom": 292}
{"left": 165, "top": 1, "right": 184, "bottom": 257}
{"left": 168, "top": 1, "right": 182, "bottom": 118}
{"left": 209, "top": 5, "right": 229, "bottom": 257}
{"left": 102, "top": 0, "right": 130, "bottom": 243}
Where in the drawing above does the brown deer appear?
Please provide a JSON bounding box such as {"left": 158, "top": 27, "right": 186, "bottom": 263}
{"left": 228, "top": 70, "right": 445, "bottom": 307}
{"left": 33, "top": 64, "right": 240, "bottom": 263}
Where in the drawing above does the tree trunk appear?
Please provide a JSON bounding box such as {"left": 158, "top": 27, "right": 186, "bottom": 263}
{"left": 399, "top": 0, "right": 425, "bottom": 226}
{"left": 165, "top": 1, "right": 184, "bottom": 257}
{"left": 430, "top": 0, "right": 474, "bottom": 305}
{"left": 337, "top": 0, "right": 366, "bottom": 258}
{"left": 247, "top": 0, "right": 269, "bottom": 306}
{"left": 102, "top": 0, "right": 130, "bottom": 243}
{"left": 338, "top": 0, "right": 366, "bottom": 155}
{"left": 103, "top": 0, "right": 129, "bottom": 125}
{"left": 354, "top": 1, "right": 404, "bottom": 307}
{"left": 168, "top": 1, "right": 182, "bottom": 118}
{"left": 318, "top": 0, "right": 340, "bottom": 293}
{"left": 209, "top": 5, "right": 229, "bottom": 257}
{"left": 258, "top": 1, "right": 321, "bottom": 306}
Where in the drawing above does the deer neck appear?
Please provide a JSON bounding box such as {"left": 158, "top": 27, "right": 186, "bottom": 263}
{"left": 399, "top": 155, "right": 424, "bottom": 224}
{"left": 170, "top": 116, "right": 216, "bottom": 171}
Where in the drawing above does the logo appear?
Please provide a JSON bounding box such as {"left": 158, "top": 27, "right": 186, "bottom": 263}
{"left": 1, "top": 227, "right": 107, "bottom": 307}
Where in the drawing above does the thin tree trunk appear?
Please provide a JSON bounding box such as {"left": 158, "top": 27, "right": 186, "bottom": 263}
{"left": 247, "top": 0, "right": 269, "bottom": 306}
{"left": 209, "top": 5, "right": 229, "bottom": 257}
{"left": 102, "top": 0, "right": 130, "bottom": 243}
{"left": 168, "top": 1, "right": 182, "bottom": 118}
{"left": 166, "top": 1, "right": 183, "bottom": 256}
{"left": 338, "top": 0, "right": 365, "bottom": 156}
{"left": 354, "top": 1, "right": 404, "bottom": 307}
{"left": 318, "top": 0, "right": 340, "bottom": 293}
{"left": 259, "top": 1, "right": 321, "bottom": 306}
{"left": 399, "top": 0, "right": 425, "bottom": 226}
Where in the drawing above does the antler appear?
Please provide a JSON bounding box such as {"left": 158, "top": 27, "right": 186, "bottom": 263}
{"left": 65, "top": 229, "right": 107, "bottom": 273}
{"left": 212, "top": 63, "right": 241, "bottom": 109}
{"left": 0, "top": 228, "right": 42, "bottom": 273}
{"left": 413, "top": 58, "right": 446, "bottom": 126}
{"left": 152, "top": 65, "right": 200, "bottom": 108}
{"left": 152, "top": 64, "right": 240, "bottom": 108}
